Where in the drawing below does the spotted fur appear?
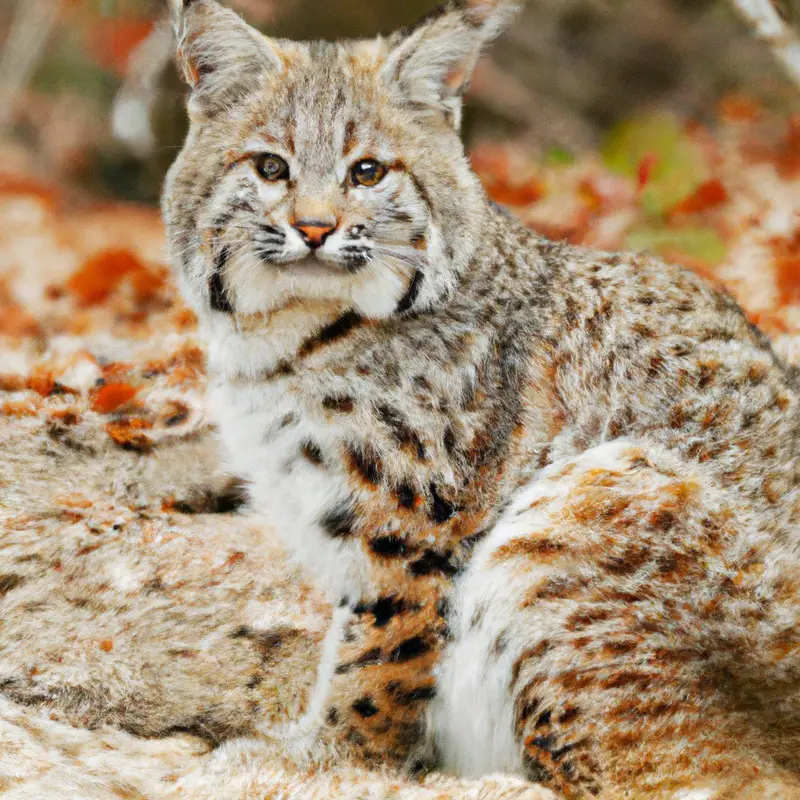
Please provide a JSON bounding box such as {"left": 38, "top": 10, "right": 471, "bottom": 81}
{"left": 163, "top": 2, "right": 800, "bottom": 797}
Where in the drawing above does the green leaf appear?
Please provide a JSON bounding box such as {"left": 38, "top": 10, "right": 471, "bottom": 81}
{"left": 602, "top": 113, "right": 708, "bottom": 216}
{"left": 545, "top": 146, "right": 576, "bottom": 166}
{"left": 626, "top": 225, "right": 727, "bottom": 264}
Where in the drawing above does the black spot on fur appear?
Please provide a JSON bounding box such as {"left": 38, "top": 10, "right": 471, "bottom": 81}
{"left": 530, "top": 734, "right": 556, "bottom": 751}
{"left": 390, "top": 636, "right": 431, "bottom": 663}
{"left": 323, "top": 395, "right": 355, "bottom": 413}
{"left": 396, "top": 269, "right": 424, "bottom": 314}
{"left": 301, "top": 440, "right": 324, "bottom": 466}
{"left": 320, "top": 503, "right": 356, "bottom": 538}
{"left": 335, "top": 647, "right": 382, "bottom": 674}
{"left": 459, "top": 529, "right": 489, "bottom": 554}
{"left": 551, "top": 742, "right": 580, "bottom": 761}
{"left": 352, "top": 697, "right": 379, "bottom": 718}
{"left": 522, "top": 752, "right": 553, "bottom": 784}
{"left": 347, "top": 444, "right": 383, "bottom": 485}
{"left": 443, "top": 426, "right": 457, "bottom": 456}
{"left": 261, "top": 360, "right": 295, "bottom": 381}
{"left": 354, "top": 596, "right": 406, "bottom": 627}
{"left": 409, "top": 549, "right": 458, "bottom": 577}
{"left": 395, "top": 482, "right": 417, "bottom": 509}
{"left": 209, "top": 248, "right": 233, "bottom": 313}
{"left": 535, "top": 710, "right": 552, "bottom": 728}
{"left": 370, "top": 536, "right": 408, "bottom": 557}
{"left": 429, "top": 484, "right": 457, "bottom": 523}
{"left": 0, "top": 574, "right": 24, "bottom": 596}
{"left": 388, "top": 683, "right": 437, "bottom": 705}
{"left": 326, "top": 707, "right": 339, "bottom": 725}
{"left": 376, "top": 405, "right": 426, "bottom": 460}
{"left": 298, "top": 311, "right": 362, "bottom": 357}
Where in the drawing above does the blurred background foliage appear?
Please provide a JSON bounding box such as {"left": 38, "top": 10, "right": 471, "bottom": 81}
{"left": 0, "top": 0, "right": 799, "bottom": 206}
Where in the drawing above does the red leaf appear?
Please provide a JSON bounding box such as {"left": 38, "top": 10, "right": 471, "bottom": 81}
{"left": 670, "top": 179, "right": 728, "bottom": 215}
{"left": 637, "top": 153, "right": 659, "bottom": 191}
{"left": 67, "top": 250, "right": 144, "bottom": 306}
{"left": 718, "top": 94, "right": 762, "bottom": 123}
{"left": 85, "top": 19, "right": 155, "bottom": 75}
{"left": 91, "top": 383, "right": 139, "bottom": 414}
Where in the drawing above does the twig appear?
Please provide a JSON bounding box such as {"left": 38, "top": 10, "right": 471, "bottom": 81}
{"left": 111, "top": 24, "right": 174, "bottom": 158}
{"left": 729, "top": 0, "right": 800, "bottom": 87}
{"left": 0, "top": 0, "right": 60, "bottom": 127}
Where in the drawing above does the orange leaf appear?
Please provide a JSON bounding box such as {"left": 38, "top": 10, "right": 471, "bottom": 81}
{"left": 130, "top": 267, "right": 166, "bottom": 302}
{"left": 773, "top": 232, "right": 800, "bottom": 306}
{"left": 99, "top": 639, "right": 114, "bottom": 653}
{"left": 717, "top": 94, "right": 762, "bottom": 123}
{"left": 2, "top": 400, "right": 38, "bottom": 418}
{"left": 0, "top": 374, "right": 26, "bottom": 392}
{"left": 85, "top": 19, "right": 155, "bottom": 75}
{"left": 49, "top": 408, "right": 81, "bottom": 425}
{"left": 67, "top": 250, "right": 144, "bottom": 307}
{"left": 91, "top": 383, "right": 139, "bottom": 414}
{"left": 637, "top": 153, "right": 659, "bottom": 190}
{"left": 670, "top": 179, "right": 728, "bottom": 215}
{"left": 0, "top": 302, "right": 41, "bottom": 337}
{"left": 578, "top": 179, "right": 604, "bottom": 211}
{"left": 27, "top": 368, "right": 55, "bottom": 397}
{"left": 0, "top": 174, "right": 60, "bottom": 207}
{"left": 106, "top": 418, "right": 153, "bottom": 452}
{"left": 486, "top": 180, "right": 544, "bottom": 208}
{"left": 57, "top": 494, "right": 93, "bottom": 510}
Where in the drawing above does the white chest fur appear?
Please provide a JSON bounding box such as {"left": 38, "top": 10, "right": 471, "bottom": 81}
{"left": 205, "top": 315, "right": 375, "bottom": 603}
{"left": 210, "top": 378, "right": 374, "bottom": 603}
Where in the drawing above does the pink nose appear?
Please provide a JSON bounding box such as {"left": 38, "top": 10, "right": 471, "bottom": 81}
{"left": 293, "top": 220, "right": 336, "bottom": 249}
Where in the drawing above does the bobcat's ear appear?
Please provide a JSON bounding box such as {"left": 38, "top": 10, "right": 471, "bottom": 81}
{"left": 171, "top": 0, "right": 282, "bottom": 118}
{"left": 382, "top": 0, "right": 520, "bottom": 129}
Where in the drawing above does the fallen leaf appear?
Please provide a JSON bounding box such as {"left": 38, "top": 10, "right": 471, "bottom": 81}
{"left": 57, "top": 495, "right": 93, "bottom": 509}
{"left": 2, "top": 400, "right": 38, "bottom": 417}
{"left": 0, "top": 302, "right": 41, "bottom": 337}
{"left": 603, "top": 113, "right": 708, "bottom": 216}
{"left": 772, "top": 233, "right": 800, "bottom": 306}
{"left": 106, "top": 418, "right": 154, "bottom": 452}
{"left": 0, "top": 374, "right": 26, "bottom": 392}
{"left": 91, "top": 383, "right": 139, "bottom": 414}
{"left": 85, "top": 19, "right": 155, "bottom": 75}
{"left": 130, "top": 267, "right": 166, "bottom": 302}
{"left": 626, "top": 225, "right": 727, "bottom": 266}
{"left": 67, "top": 250, "right": 144, "bottom": 307}
{"left": 27, "top": 368, "right": 56, "bottom": 397}
{"left": 717, "top": 94, "right": 762, "bottom": 123}
{"left": 670, "top": 179, "right": 728, "bottom": 215}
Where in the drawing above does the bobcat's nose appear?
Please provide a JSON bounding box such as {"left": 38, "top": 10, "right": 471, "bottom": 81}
{"left": 293, "top": 219, "right": 337, "bottom": 249}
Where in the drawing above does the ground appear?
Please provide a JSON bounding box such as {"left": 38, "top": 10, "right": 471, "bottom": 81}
{"left": 1, "top": 104, "right": 800, "bottom": 798}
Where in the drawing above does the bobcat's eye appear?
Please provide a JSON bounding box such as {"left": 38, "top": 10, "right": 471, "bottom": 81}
{"left": 350, "top": 159, "right": 386, "bottom": 188}
{"left": 255, "top": 153, "right": 290, "bottom": 181}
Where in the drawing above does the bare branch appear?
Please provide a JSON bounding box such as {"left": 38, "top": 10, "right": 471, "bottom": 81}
{"left": 729, "top": 0, "right": 800, "bottom": 87}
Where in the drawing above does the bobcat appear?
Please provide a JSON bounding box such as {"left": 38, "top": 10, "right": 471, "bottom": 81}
{"left": 163, "top": 1, "right": 800, "bottom": 796}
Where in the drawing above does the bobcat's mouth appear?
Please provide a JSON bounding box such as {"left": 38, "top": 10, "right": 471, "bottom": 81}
{"left": 276, "top": 257, "right": 352, "bottom": 278}
{"left": 277, "top": 252, "right": 369, "bottom": 276}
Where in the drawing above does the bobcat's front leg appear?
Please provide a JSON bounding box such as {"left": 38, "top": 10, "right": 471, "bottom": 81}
{"left": 322, "top": 582, "right": 450, "bottom": 768}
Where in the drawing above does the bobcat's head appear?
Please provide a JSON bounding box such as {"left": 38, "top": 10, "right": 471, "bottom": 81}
{"left": 163, "top": 0, "right": 519, "bottom": 322}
